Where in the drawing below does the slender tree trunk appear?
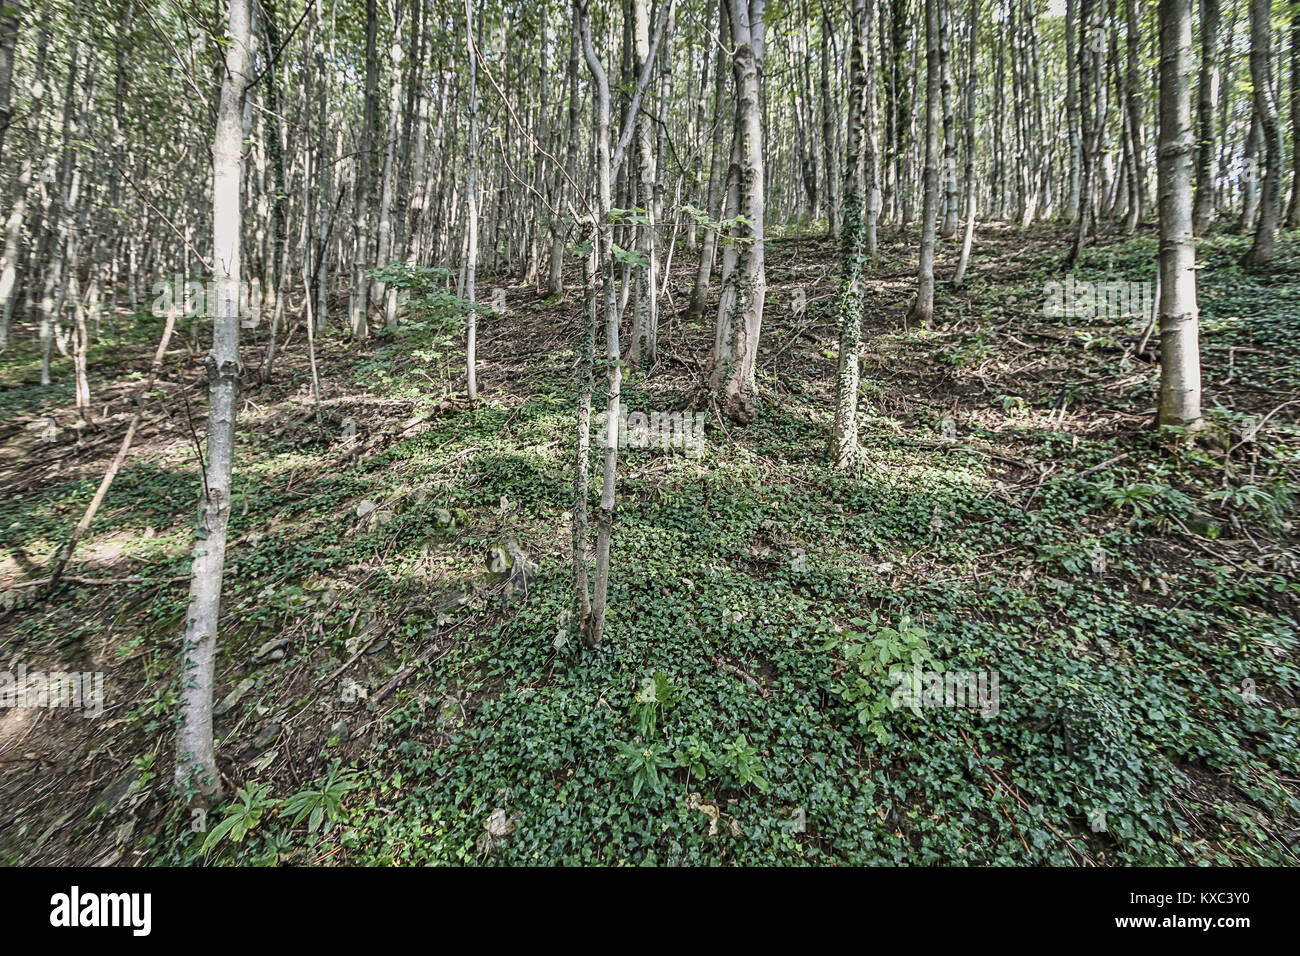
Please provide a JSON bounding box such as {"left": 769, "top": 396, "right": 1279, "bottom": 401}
{"left": 833, "top": 0, "right": 869, "bottom": 468}
{"left": 378, "top": 7, "right": 405, "bottom": 329}
{"left": 1070, "top": 0, "right": 1097, "bottom": 263}
{"left": 464, "top": 0, "right": 479, "bottom": 400}
{"left": 548, "top": 30, "right": 581, "bottom": 299}
{"left": 0, "top": 152, "right": 30, "bottom": 349}
{"left": 1065, "top": 0, "right": 1082, "bottom": 220}
{"left": 348, "top": 0, "right": 378, "bottom": 340}
{"left": 0, "top": 3, "right": 17, "bottom": 168}
{"left": 1242, "top": 0, "right": 1281, "bottom": 266}
{"left": 572, "top": 219, "right": 598, "bottom": 639}
{"left": 1240, "top": 112, "right": 1261, "bottom": 231}
{"left": 628, "top": 0, "right": 660, "bottom": 369}
{"left": 908, "top": 0, "right": 940, "bottom": 328}
{"left": 176, "top": 0, "right": 252, "bottom": 804}
{"left": 1286, "top": 0, "right": 1300, "bottom": 227}
{"left": 953, "top": 0, "right": 979, "bottom": 287}
{"left": 261, "top": 0, "right": 288, "bottom": 377}
{"left": 1156, "top": 0, "right": 1202, "bottom": 426}
{"left": 690, "top": 0, "right": 730, "bottom": 318}
{"left": 863, "top": 0, "right": 880, "bottom": 256}
{"left": 938, "top": 0, "right": 959, "bottom": 238}
{"left": 1193, "top": 0, "right": 1221, "bottom": 234}
{"left": 711, "top": 0, "right": 766, "bottom": 423}
{"left": 576, "top": 0, "right": 620, "bottom": 647}
{"left": 821, "top": 6, "right": 840, "bottom": 236}
{"left": 1123, "top": 0, "right": 1148, "bottom": 225}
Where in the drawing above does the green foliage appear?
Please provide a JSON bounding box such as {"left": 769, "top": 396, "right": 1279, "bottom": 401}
{"left": 281, "top": 767, "right": 363, "bottom": 835}
{"left": 7, "top": 225, "right": 1297, "bottom": 869}
{"left": 825, "top": 614, "right": 940, "bottom": 744}
{"left": 629, "top": 669, "right": 678, "bottom": 740}
{"left": 610, "top": 243, "right": 650, "bottom": 269}
{"left": 200, "top": 782, "right": 279, "bottom": 857}
{"left": 681, "top": 203, "right": 756, "bottom": 244}
{"left": 1205, "top": 482, "right": 1293, "bottom": 534}
{"left": 614, "top": 742, "right": 675, "bottom": 798}
{"left": 1095, "top": 478, "right": 1193, "bottom": 530}
{"left": 715, "top": 735, "right": 771, "bottom": 793}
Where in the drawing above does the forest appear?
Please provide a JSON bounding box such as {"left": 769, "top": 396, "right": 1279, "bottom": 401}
{"left": 0, "top": 0, "right": 1297, "bottom": 869}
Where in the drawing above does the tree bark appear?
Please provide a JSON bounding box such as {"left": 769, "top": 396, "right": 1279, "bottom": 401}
{"left": 938, "top": 0, "right": 959, "bottom": 238}
{"left": 464, "top": 0, "right": 480, "bottom": 400}
{"left": 908, "top": 0, "right": 940, "bottom": 328}
{"left": 1192, "top": 0, "right": 1220, "bottom": 234}
{"left": 1286, "top": 0, "right": 1300, "bottom": 227}
{"left": 1065, "top": 0, "right": 1082, "bottom": 220}
{"left": 953, "top": 0, "right": 979, "bottom": 288}
{"left": 176, "top": 0, "right": 252, "bottom": 804}
{"left": 690, "top": 0, "right": 730, "bottom": 319}
{"left": 628, "top": 0, "right": 660, "bottom": 369}
{"left": 1242, "top": 0, "right": 1281, "bottom": 266}
{"left": 711, "top": 0, "right": 766, "bottom": 423}
{"left": 833, "top": 0, "right": 869, "bottom": 468}
{"left": 1156, "top": 0, "right": 1202, "bottom": 427}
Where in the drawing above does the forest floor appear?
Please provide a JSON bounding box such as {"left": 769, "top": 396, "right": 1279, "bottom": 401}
{"left": 1, "top": 221, "right": 1298, "bottom": 866}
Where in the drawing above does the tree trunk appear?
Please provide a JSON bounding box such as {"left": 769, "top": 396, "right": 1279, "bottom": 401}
{"left": 821, "top": 6, "right": 839, "bottom": 236}
{"left": 1286, "top": 0, "right": 1300, "bottom": 227}
{"left": 1242, "top": 0, "right": 1281, "bottom": 266}
{"left": 938, "top": 0, "right": 959, "bottom": 238}
{"left": 1123, "top": 0, "right": 1149, "bottom": 225}
{"left": 711, "top": 0, "right": 766, "bottom": 423}
{"left": 1192, "top": 0, "right": 1220, "bottom": 234}
{"left": 690, "top": 0, "right": 730, "bottom": 319}
{"left": 175, "top": 0, "right": 252, "bottom": 804}
{"left": 908, "top": 0, "right": 940, "bottom": 328}
{"left": 862, "top": 0, "right": 880, "bottom": 257}
{"left": 348, "top": 0, "right": 378, "bottom": 341}
{"left": 464, "top": 0, "right": 480, "bottom": 400}
{"left": 1156, "top": 0, "right": 1201, "bottom": 427}
{"left": 953, "top": 0, "right": 979, "bottom": 288}
{"left": 1065, "top": 0, "right": 1082, "bottom": 220}
{"left": 628, "top": 0, "right": 660, "bottom": 369}
{"left": 576, "top": 0, "right": 620, "bottom": 647}
{"left": 833, "top": 0, "right": 869, "bottom": 468}
{"left": 0, "top": 3, "right": 17, "bottom": 168}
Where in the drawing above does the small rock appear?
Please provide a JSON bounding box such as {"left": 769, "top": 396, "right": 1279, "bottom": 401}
{"left": 214, "top": 678, "right": 256, "bottom": 716}
{"left": 239, "top": 722, "right": 281, "bottom": 761}
{"left": 1186, "top": 512, "right": 1226, "bottom": 540}
{"left": 95, "top": 772, "right": 138, "bottom": 816}
{"left": 253, "top": 638, "right": 290, "bottom": 663}
{"left": 484, "top": 808, "right": 515, "bottom": 837}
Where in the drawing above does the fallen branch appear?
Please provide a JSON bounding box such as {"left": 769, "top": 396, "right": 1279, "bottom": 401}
{"left": 709, "top": 655, "right": 770, "bottom": 698}
{"left": 8, "top": 574, "right": 190, "bottom": 589}
{"left": 43, "top": 307, "right": 179, "bottom": 595}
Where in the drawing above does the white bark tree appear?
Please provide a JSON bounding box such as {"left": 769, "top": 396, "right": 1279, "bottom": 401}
{"left": 710, "top": 0, "right": 766, "bottom": 423}
{"left": 175, "top": 0, "right": 252, "bottom": 803}
{"left": 908, "top": 0, "right": 941, "bottom": 328}
{"left": 1156, "top": 0, "right": 1202, "bottom": 427}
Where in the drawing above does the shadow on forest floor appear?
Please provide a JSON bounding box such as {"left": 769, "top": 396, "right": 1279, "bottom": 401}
{"left": 1, "top": 221, "right": 1297, "bottom": 865}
